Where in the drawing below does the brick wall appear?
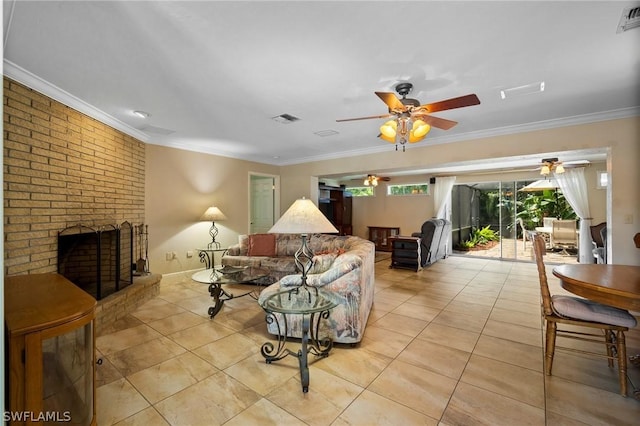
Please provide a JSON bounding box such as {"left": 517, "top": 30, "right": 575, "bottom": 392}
{"left": 3, "top": 77, "right": 146, "bottom": 276}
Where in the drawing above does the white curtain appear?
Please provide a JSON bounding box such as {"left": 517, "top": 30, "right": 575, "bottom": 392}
{"left": 554, "top": 168, "right": 592, "bottom": 263}
{"left": 433, "top": 176, "right": 456, "bottom": 219}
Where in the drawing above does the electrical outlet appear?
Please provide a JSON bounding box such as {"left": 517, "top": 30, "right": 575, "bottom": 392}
{"left": 624, "top": 214, "right": 633, "bottom": 224}
{"left": 172, "top": 251, "right": 178, "bottom": 259}
{"left": 165, "top": 252, "right": 172, "bottom": 261}
{"left": 186, "top": 250, "right": 193, "bottom": 258}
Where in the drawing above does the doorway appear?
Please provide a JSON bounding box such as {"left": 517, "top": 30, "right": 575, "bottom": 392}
{"left": 249, "top": 173, "right": 280, "bottom": 234}
{"left": 451, "top": 180, "right": 578, "bottom": 263}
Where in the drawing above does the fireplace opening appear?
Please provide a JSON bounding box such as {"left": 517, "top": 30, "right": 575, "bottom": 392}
{"left": 58, "top": 222, "right": 133, "bottom": 300}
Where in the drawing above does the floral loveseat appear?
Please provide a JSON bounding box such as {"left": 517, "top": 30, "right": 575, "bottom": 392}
{"left": 221, "top": 233, "right": 375, "bottom": 344}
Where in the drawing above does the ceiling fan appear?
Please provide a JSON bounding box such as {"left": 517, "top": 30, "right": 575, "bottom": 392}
{"left": 363, "top": 174, "right": 390, "bottom": 186}
{"left": 534, "top": 157, "right": 589, "bottom": 176}
{"left": 336, "top": 82, "right": 480, "bottom": 151}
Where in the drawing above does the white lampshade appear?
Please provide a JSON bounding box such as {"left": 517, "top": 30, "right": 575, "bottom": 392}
{"left": 200, "top": 206, "right": 227, "bottom": 221}
{"left": 269, "top": 198, "right": 338, "bottom": 234}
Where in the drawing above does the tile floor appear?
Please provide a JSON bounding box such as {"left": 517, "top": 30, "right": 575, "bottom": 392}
{"left": 95, "top": 255, "right": 640, "bottom": 425}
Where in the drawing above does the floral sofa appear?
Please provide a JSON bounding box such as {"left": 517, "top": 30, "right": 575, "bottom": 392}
{"left": 221, "top": 233, "right": 375, "bottom": 344}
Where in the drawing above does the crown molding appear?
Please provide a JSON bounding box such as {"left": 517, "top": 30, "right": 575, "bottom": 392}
{"left": 277, "top": 106, "right": 640, "bottom": 166}
{"left": 3, "top": 59, "right": 149, "bottom": 142}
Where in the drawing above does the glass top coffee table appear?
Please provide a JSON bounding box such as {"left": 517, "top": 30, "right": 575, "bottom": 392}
{"left": 192, "top": 266, "right": 271, "bottom": 318}
{"left": 259, "top": 286, "right": 337, "bottom": 393}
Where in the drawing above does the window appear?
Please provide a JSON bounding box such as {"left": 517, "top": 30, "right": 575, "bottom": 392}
{"left": 597, "top": 171, "right": 608, "bottom": 189}
{"left": 387, "top": 183, "right": 429, "bottom": 196}
{"left": 345, "top": 186, "right": 375, "bottom": 197}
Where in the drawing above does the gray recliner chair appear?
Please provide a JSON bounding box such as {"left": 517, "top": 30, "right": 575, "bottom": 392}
{"left": 412, "top": 219, "right": 448, "bottom": 267}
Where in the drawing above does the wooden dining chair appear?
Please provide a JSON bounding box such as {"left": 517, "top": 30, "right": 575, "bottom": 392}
{"left": 531, "top": 234, "right": 637, "bottom": 396}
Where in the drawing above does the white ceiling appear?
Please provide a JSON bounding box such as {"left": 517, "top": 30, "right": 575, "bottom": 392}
{"left": 3, "top": 1, "right": 639, "bottom": 175}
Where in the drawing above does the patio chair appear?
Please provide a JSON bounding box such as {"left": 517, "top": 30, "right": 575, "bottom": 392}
{"left": 552, "top": 219, "right": 577, "bottom": 255}
{"left": 530, "top": 234, "right": 637, "bottom": 396}
{"left": 590, "top": 222, "right": 606, "bottom": 264}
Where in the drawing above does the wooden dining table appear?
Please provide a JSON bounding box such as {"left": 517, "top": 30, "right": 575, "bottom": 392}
{"left": 552, "top": 263, "right": 640, "bottom": 397}
{"left": 552, "top": 264, "right": 640, "bottom": 312}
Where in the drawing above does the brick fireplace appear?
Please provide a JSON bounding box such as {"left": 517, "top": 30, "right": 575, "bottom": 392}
{"left": 4, "top": 77, "right": 159, "bottom": 332}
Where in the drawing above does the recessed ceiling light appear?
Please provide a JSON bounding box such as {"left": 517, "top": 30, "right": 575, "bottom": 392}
{"left": 133, "top": 110, "right": 151, "bottom": 118}
{"left": 500, "top": 81, "right": 545, "bottom": 100}
{"left": 314, "top": 130, "right": 339, "bottom": 137}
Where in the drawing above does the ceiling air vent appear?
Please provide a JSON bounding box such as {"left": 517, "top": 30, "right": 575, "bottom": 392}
{"left": 271, "top": 113, "right": 300, "bottom": 124}
{"left": 617, "top": 6, "right": 640, "bottom": 33}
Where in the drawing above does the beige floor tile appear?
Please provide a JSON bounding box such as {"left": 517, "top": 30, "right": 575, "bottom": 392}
{"left": 154, "top": 372, "right": 261, "bottom": 425}
{"left": 370, "top": 312, "right": 429, "bottom": 337}
{"left": 96, "top": 349, "right": 124, "bottom": 387}
{"left": 358, "top": 325, "right": 414, "bottom": 358}
{"left": 545, "top": 376, "right": 640, "bottom": 425}
{"left": 93, "top": 256, "right": 634, "bottom": 425}
{"left": 224, "top": 398, "right": 307, "bottom": 425}
{"left": 398, "top": 338, "right": 471, "bottom": 380}
{"left": 265, "top": 367, "right": 363, "bottom": 426}
{"left": 130, "top": 298, "right": 186, "bottom": 323}
{"left": 442, "top": 382, "right": 545, "bottom": 426}
{"left": 332, "top": 389, "right": 438, "bottom": 426}
{"left": 114, "top": 407, "right": 170, "bottom": 426}
{"left": 314, "top": 345, "right": 392, "bottom": 388}
{"left": 193, "top": 332, "right": 257, "bottom": 369}
{"left": 96, "top": 378, "right": 149, "bottom": 426}
{"left": 432, "top": 310, "right": 487, "bottom": 333}
{"left": 96, "top": 324, "right": 163, "bottom": 355}
{"left": 460, "top": 354, "right": 545, "bottom": 408}
{"left": 489, "top": 306, "right": 542, "bottom": 329}
{"left": 107, "top": 336, "right": 187, "bottom": 376}
{"left": 416, "top": 322, "right": 480, "bottom": 353}
{"left": 549, "top": 351, "right": 640, "bottom": 395}
{"left": 166, "top": 320, "right": 236, "bottom": 350}
{"left": 147, "top": 310, "right": 208, "bottom": 335}
{"left": 482, "top": 318, "right": 542, "bottom": 347}
{"left": 368, "top": 359, "right": 458, "bottom": 419}
{"left": 127, "top": 352, "right": 217, "bottom": 403}
{"left": 473, "top": 335, "right": 543, "bottom": 372}
{"left": 224, "top": 353, "right": 299, "bottom": 396}
{"left": 405, "top": 293, "right": 452, "bottom": 310}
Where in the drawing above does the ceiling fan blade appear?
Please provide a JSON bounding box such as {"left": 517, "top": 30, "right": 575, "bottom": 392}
{"left": 336, "top": 113, "right": 393, "bottom": 122}
{"left": 375, "top": 92, "right": 407, "bottom": 112}
{"left": 413, "top": 114, "right": 458, "bottom": 130}
{"left": 420, "top": 94, "right": 480, "bottom": 113}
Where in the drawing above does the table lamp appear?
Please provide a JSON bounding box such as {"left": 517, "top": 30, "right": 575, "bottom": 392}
{"left": 200, "top": 206, "right": 227, "bottom": 249}
{"left": 268, "top": 198, "right": 338, "bottom": 286}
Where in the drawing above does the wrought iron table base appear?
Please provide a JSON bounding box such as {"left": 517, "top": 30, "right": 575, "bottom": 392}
{"left": 261, "top": 310, "right": 333, "bottom": 393}
{"left": 207, "top": 282, "right": 258, "bottom": 319}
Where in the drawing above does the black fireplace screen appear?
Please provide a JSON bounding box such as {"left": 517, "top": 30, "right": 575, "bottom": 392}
{"left": 58, "top": 222, "right": 133, "bottom": 300}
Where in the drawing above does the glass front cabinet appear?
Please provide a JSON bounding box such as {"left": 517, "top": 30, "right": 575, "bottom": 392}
{"left": 5, "top": 273, "right": 97, "bottom": 426}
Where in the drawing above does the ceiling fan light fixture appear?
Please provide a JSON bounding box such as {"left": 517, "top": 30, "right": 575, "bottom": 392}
{"left": 363, "top": 175, "right": 378, "bottom": 186}
{"left": 411, "top": 120, "right": 431, "bottom": 139}
{"left": 540, "top": 165, "right": 551, "bottom": 176}
{"left": 555, "top": 164, "right": 565, "bottom": 174}
{"left": 380, "top": 120, "right": 397, "bottom": 138}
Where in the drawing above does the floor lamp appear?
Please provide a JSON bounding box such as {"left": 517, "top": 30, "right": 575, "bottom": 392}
{"left": 200, "top": 206, "right": 227, "bottom": 249}
{"left": 268, "top": 198, "right": 338, "bottom": 286}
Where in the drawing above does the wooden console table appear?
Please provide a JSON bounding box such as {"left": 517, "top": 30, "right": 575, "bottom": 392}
{"left": 368, "top": 226, "right": 400, "bottom": 252}
{"left": 5, "top": 273, "right": 97, "bottom": 426}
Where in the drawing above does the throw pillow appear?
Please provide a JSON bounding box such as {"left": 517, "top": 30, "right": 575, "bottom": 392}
{"left": 248, "top": 234, "right": 276, "bottom": 256}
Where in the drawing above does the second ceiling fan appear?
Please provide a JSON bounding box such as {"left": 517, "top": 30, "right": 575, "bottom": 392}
{"left": 336, "top": 82, "right": 480, "bottom": 150}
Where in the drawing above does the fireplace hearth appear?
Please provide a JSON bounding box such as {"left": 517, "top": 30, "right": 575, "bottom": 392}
{"left": 58, "top": 222, "right": 134, "bottom": 300}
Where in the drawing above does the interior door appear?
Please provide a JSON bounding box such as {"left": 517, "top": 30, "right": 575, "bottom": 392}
{"left": 250, "top": 174, "right": 276, "bottom": 234}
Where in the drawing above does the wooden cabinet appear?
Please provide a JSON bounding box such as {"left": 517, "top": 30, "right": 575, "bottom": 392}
{"left": 5, "top": 273, "right": 97, "bottom": 426}
{"left": 390, "top": 236, "right": 422, "bottom": 271}
{"left": 368, "top": 226, "right": 400, "bottom": 252}
{"left": 318, "top": 185, "right": 352, "bottom": 235}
